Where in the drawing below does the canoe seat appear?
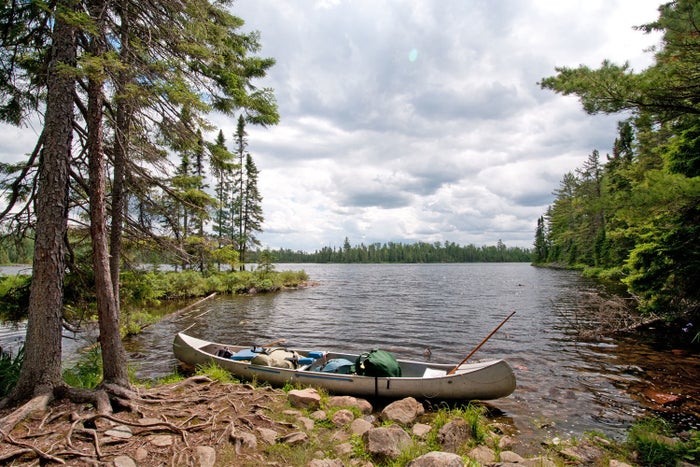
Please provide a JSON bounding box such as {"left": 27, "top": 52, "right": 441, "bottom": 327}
{"left": 422, "top": 367, "right": 447, "bottom": 378}
{"left": 231, "top": 348, "right": 258, "bottom": 361}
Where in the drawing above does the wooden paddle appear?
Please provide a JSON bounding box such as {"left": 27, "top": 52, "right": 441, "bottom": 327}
{"left": 261, "top": 338, "right": 287, "bottom": 347}
{"left": 447, "top": 310, "right": 516, "bottom": 375}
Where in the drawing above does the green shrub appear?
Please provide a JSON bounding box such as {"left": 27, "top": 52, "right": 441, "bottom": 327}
{"left": 63, "top": 346, "right": 103, "bottom": 389}
{"left": 0, "top": 344, "right": 24, "bottom": 397}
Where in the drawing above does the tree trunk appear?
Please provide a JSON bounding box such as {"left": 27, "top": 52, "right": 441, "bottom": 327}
{"left": 7, "top": 0, "right": 77, "bottom": 402}
{"left": 87, "top": 0, "right": 129, "bottom": 388}
{"left": 109, "top": 0, "right": 133, "bottom": 299}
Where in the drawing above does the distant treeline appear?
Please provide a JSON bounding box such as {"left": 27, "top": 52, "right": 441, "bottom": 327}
{"left": 251, "top": 238, "right": 533, "bottom": 263}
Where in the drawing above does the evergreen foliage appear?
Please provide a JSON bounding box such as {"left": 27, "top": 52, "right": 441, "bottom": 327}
{"left": 538, "top": 0, "right": 700, "bottom": 317}
{"left": 256, "top": 238, "right": 532, "bottom": 263}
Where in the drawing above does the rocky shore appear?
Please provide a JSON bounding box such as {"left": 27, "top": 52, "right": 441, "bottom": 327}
{"left": 0, "top": 375, "right": 642, "bottom": 466}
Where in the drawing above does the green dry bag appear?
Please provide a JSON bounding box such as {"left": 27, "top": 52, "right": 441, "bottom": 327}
{"left": 355, "top": 349, "right": 402, "bottom": 377}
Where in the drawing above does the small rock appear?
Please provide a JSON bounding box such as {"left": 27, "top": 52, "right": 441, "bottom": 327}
{"left": 363, "top": 425, "right": 412, "bottom": 460}
{"left": 500, "top": 450, "right": 525, "bottom": 463}
{"left": 310, "top": 410, "right": 328, "bottom": 420}
{"left": 279, "top": 431, "right": 309, "bottom": 445}
{"left": 105, "top": 425, "right": 132, "bottom": 439}
{"left": 350, "top": 418, "right": 373, "bottom": 436}
{"left": 609, "top": 460, "right": 634, "bottom": 467}
{"left": 407, "top": 451, "right": 464, "bottom": 467}
{"left": 412, "top": 423, "right": 432, "bottom": 438}
{"left": 522, "top": 457, "right": 558, "bottom": 467}
{"left": 133, "top": 447, "right": 148, "bottom": 462}
{"left": 230, "top": 430, "right": 257, "bottom": 450}
{"left": 327, "top": 395, "right": 373, "bottom": 414}
{"left": 560, "top": 441, "right": 605, "bottom": 464}
{"left": 468, "top": 445, "right": 496, "bottom": 464}
{"left": 334, "top": 442, "right": 354, "bottom": 455}
{"left": 309, "top": 459, "right": 345, "bottom": 467}
{"left": 438, "top": 419, "right": 472, "bottom": 453}
{"left": 380, "top": 397, "right": 425, "bottom": 425}
{"left": 288, "top": 388, "right": 321, "bottom": 409}
{"left": 195, "top": 446, "right": 216, "bottom": 467}
{"left": 498, "top": 434, "right": 517, "bottom": 450}
{"left": 256, "top": 427, "right": 278, "bottom": 445}
{"left": 112, "top": 455, "right": 137, "bottom": 467}
{"left": 283, "top": 409, "right": 303, "bottom": 416}
{"left": 149, "top": 434, "right": 173, "bottom": 447}
{"left": 298, "top": 416, "right": 315, "bottom": 431}
{"left": 332, "top": 409, "right": 355, "bottom": 427}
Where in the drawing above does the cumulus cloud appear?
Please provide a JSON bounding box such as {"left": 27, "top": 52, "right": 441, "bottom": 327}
{"left": 0, "top": 0, "right": 663, "bottom": 253}
{"left": 226, "top": 0, "right": 662, "bottom": 252}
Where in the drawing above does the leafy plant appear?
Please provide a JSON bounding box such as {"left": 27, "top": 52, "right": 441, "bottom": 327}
{"left": 62, "top": 346, "right": 103, "bottom": 389}
{"left": 0, "top": 344, "right": 24, "bottom": 397}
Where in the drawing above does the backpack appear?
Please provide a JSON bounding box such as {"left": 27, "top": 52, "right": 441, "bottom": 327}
{"left": 319, "top": 358, "right": 355, "bottom": 374}
{"left": 355, "top": 349, "right": 402, "bottom": 377}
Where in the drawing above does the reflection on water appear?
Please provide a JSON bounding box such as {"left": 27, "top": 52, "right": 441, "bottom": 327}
{"left": 3, "top": 263, "right": 698, "bottom": 444}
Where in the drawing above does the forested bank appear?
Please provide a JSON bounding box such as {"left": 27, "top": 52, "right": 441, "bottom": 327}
{"left": 252, "top": 238, "right": 532, "bottom": 263}
{"left": 536, "top": 0, "right": 700, "bottom": 322}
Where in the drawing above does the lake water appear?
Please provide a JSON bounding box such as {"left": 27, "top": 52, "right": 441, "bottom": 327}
{"left": 3, "top": 263, "right": 699, "bottom": 445}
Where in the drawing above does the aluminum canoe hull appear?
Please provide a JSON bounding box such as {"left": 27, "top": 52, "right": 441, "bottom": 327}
{"left": 173, "top": 332, "right": 516, "bottom": 401}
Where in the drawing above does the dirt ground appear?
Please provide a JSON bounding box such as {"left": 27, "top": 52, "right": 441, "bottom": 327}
{"left": 0, "top": 376, "right": 304, "bottom": 466}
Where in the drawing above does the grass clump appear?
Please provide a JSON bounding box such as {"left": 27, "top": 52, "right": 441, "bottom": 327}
{"left": 195, "top": 360, "right": 238, "bottom": 383}
{"left": 627, "top": 417, "right": 699, "bottom": 466}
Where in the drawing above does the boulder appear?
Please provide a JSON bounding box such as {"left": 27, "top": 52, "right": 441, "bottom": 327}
{"left": 407, "top": 451, "right": 465, "bottom": 467}
{"left": 327, "top": 395, "right": 373, "bottom": 414}
{"left": 288, "top": 388, "right": 321, "bottom": 409}
{"left": 363, "top": 425, "right": 412, "bottom": 460}
{"left": 468, "top": 445, "right": 496, "bottom": 464}
{"left": 278, "top": 431, "right": 309, "bottom": 445}
{"left": 437, "top": 419, "right": 472, "bottom": 453}
{"left": 380, "top": 397, "right": 425, "bottom": 424}
{"left": 412, "top": 423, "right": 433, "bottom": 438}
{"left": 350, "top": 418, "right": 373, "bottom": 436}
{"left": 331, "top": 409, "right": 355, "bottom": 427}
{"left": 194, "top": 446, "right": 216, "bottom": 467}
{"left": 500, "top": 450, "right": 525, "bottom": 463}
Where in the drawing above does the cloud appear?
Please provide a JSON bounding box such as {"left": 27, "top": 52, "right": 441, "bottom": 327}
{"left": 0, "top": 0, "right": 663, "bottom": 253}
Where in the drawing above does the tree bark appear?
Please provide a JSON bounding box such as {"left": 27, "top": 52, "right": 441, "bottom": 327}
{"left": 109, "top": 0, "right": 133, "bottom": 299}
{"left": 87, "top": 0, "right": 129, "bottom": 388}
{"left": 7, "top": 0, "right": 77, "bottom": 403}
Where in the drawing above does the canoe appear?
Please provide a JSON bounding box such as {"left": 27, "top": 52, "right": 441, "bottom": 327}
{"left": 172, "top": 332, "right": 516, "bottom": 401}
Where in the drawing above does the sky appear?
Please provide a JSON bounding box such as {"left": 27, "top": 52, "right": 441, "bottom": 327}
{"left": 0, "top": 0, "right": 664, "bottom": 253}
{"left": 220, "top": 0, "right": 664, "bottom": 253}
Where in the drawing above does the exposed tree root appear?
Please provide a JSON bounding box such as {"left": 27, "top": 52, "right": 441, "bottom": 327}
{"left": 0, "top": 375, "right": 294, "bottom": 465}
{"left": 0, "top": 393, "right": 52, "bottom": 442}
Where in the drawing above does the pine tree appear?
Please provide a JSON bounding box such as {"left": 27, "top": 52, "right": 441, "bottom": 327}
{"left": 239, "top": 153, "right": 264, "bottom": 267}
